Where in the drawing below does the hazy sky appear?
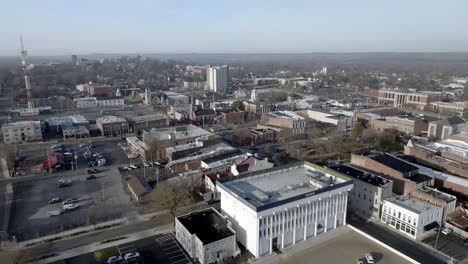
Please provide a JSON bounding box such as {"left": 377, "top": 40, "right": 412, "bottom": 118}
{"left": 1, "top": 0, "right": 468, "bottom": 55}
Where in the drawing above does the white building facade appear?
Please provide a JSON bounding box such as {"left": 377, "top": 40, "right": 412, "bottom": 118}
{"left": 381, "top": 195, "right": 444, "bottom": 240}
{"left": 2, "top": 121, "right": 42, "bottom": 144}
{"left": 207, "top": 65, "right": 229, "bottom": 93}
{"left": 217, "top": 162, "right": 353, "bottom": 258}
{"left": 74, "top": 97, "right": 124, "bottom": 108}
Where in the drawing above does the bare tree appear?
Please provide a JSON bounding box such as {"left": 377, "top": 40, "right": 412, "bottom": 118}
{"left": 0, "top": 144, "right": 16, "bottom": 171}
{"left": 151, "top": 178, "right": 194, "bottom": 222}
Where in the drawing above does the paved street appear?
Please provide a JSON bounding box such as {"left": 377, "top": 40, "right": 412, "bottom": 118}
{"left": 422, "top": 231, "right": 468, "bottom": 261}
{"left": 349, "top": 219, "right": 449, "bottom": 264}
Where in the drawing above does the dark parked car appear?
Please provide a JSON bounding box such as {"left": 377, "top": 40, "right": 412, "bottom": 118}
{"left": 63, "top": 198, "right": 79, "bottom": 205}
{"left": 48, "top": 197, "right": 62, "bottom": 204}
{"left": 86, "top": 174, "right": 96, "bottom": 180}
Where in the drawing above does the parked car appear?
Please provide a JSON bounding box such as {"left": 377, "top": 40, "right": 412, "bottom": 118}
{"left": 58, "top": 179, "right": 72, "bottom": 187}
{"left": 106, "top": 256, "right": 124, "bottom": 264}
{"left": 441, "top": 227, "right": 452, "bottom": 235}
{"left": 63, "top": 204, "right": 79, "bottom": 211}
{"left": 48, "top": 197, "right": 62, "bottom": 204}
{"left": 86, "top": 174, "right": 97, "bottom": 180}
{"left": 365, "top": 253, "right": 374, "bottom": 264}
{"left": 464, "top": 238, "right": 468, "bottom": 245}
{"left": 79, "top": 143, "right": 88, "bottom": 147}
{"left": 356, "top": 258, "right": 365, "bottom": 264}
{"left": 47, "top": 210, "right": 62, "bottom": 217}
{"left": 63, "top": 198, "right": 79, "bottom": 205}
{"left": 51, "top": 144, "right": 62, "bottom": 149}
{"left": 129, "top": 164, "right": 137, "bottom": 169}
{"left": 124, "top": 252, "right": 140, "bottom": 262}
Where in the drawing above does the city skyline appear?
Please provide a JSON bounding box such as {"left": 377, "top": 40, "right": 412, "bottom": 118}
{"left": 1, "top": 0, "right": 468, "bottom": 56}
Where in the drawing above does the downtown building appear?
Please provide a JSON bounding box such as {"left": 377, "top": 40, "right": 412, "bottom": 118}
{"left": 216, "top": 162, "right": 353, "bottom": 257}
{"left": 207, "top": 65, "right": 229, "bottom": 93}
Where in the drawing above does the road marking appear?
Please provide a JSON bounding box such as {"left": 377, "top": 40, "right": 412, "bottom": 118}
{"left": 169, "top": 254, "right": 185, "bottom": 259}
{"left": 171, "top": 259, "right": 189, "bottom": 264}
{"left": 163, "top": 245, "right": 179, "bottom": 251}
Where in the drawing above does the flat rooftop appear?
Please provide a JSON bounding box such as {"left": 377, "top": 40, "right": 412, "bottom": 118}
{"left": 269, "top": 111, "right": 304, "bottom": 120}
{"left": 177, "top": 208, "right": 234, "bottom": 245}
{"left": 258, "top": 226, "right": 413, "bottom": 264}
{"left": 218, "top": 162, "right": 352, "bottom": 211}
{"left": 96, "top": 115, "right": 126, "bottom": 124}
{"left": 385, "top": 195, "right": 439, "bottom": 214}
{"left": 129, "top": 113, "right": 168, "bottom": 123}
{"left": 370, "top": 153, "right": 418, "bottom": 174}
{"left": 144, "top": 125, "right": 211, "bottom": 141}
{"left": 328, "top": 164, "right": 391, "bottom": 187}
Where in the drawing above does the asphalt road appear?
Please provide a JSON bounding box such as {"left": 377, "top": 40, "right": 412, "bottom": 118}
{"left": 349, "top": 219, "right": 449, "bottom": 264}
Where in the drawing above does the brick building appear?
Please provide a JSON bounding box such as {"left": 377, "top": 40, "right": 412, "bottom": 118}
{"left": 96, "top": 116, "right": 129, "bottom": 136}
{"left": 129, "top": 113, "right": 169, "bottom": 133}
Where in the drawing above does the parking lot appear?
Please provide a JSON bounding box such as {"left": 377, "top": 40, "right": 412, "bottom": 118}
{"left": 8, "top": 138, "right": 137, "bottom": 241}
{"left": 259, "top": 226, "right": 412, "bottom": 264}
{"left": 422, "top": 231, "right": 468, "bottom": 261}
{"left": 61, "top": 233, "right": 194, "bottom": 264}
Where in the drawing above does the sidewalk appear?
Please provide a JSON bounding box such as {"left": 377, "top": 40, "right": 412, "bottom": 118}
{"left": 38, "top": 224, "right": 174, "bottom": 264}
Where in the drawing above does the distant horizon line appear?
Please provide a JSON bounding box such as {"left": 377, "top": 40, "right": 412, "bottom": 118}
{"left": 2, "top": 51, "right": 468, "bottom": 57}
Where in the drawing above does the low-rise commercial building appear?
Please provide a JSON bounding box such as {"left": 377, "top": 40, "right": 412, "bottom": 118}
{"left": 176, "top": 208, "right": 239, "bottom": 264}
{"left": 96, "top": 116, "right": 129, "bottom": 136}
{"left": 128, "top": 113, "right": 169, "bottom": 133}
{"left": 2, "top": 121, "right": 42, "bottom": 144}
{"left": 142, "top": 125, "right": 212, "bottom": 160}
{"left": 329, "top": 164, "right": 393, "bottom": 220}
{"left": 217, "top": 162, "right": 353, "bottom": 257}
{"left": 351, "top": 153, "right": 433, "bottom": 195}
{"left": 381, "top": 195, "right": 443, "bottom": 240}
{"left": 262, "top": 111, "right": 306, "bottom": 135}
{"left": 427, "top": 116, "right": 468, "bottom": 140}
{"left": 377, "top": 88, "right": 441, "bottom": 110}
{"left": 297, "top": 109, "right": 355, "bottom": 131}
{"left": 126, "top": 175, "right": 152, "bottom": 202}
{"left": 74, "top": 97, "right": 124, "bottom": 108}
{"left": 429, "top": 101, "right": 468, "bottom": 118}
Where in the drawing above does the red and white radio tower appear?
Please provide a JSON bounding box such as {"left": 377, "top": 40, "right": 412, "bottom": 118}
{"left": 20, "top": 35, "right": 34, "bottom": 112}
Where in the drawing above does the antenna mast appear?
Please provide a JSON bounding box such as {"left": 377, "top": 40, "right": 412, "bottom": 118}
{"left": 20, "top": 35, "right": 34, "bottom": 111}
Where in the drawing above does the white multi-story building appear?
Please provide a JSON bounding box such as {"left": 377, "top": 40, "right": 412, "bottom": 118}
{"left": 207, "top": 65, "right": 229, "bottom": 93}
{"left": 2, "top": 121, "right": 42, "bottom": 144}
{"left": 217, "top": 162, "right": 353, "bottom": 257}
{"left": 381, "top": 195, "right": 443, "bottom": 240}
{"left": 176, "top": 208, "right": 239, "bottom": 264}
{"left": 74, "top": 97, "right": 124, "bottom": 108}
{"left": 329, "top": 164, "right": 393, "bottom": 220}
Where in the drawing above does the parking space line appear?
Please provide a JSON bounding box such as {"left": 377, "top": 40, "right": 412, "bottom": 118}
{"left": 171, "top": 259, "right": 190, "bottom": 264}
{"left": 169, "top": 255, "right": 185, "bottom": 260}
{"left": 163, "top": 246, "right": 179, "bottom": 251}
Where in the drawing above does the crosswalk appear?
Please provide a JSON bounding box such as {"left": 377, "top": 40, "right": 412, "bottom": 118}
{"left": 155, "top": 233, "right": 193, "bottom": 264}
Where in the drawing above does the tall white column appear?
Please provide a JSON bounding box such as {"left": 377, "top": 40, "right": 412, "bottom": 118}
{"left": 281, "top": 210, "right": 285, "bottom": 249}
{"left": 304, "top": 205, "right": 308, "bottom": 240}
{"left": 343, "top": 193, "right": 348, "bottom": 225}
{"left": 293, "top": 207, "right": 297, "bottom": 245}
{"left": 334, "top": 194, "right": 339, "bottom": 229}
{"left": 324, "top": 196, "right": 329, "bottom": 232}
{"left": 314, "top": 200, "right": 319, "bottom": 236}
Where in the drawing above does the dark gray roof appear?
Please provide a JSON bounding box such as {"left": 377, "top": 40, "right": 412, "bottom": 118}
{"left": 328, "top": 164, "right": 391, "bottom": 187}
{"left": 178, "top": 208, "right": 234, "bottom": 245}
{"left": 370, "top": 153, "right": 418, "bottom": 174}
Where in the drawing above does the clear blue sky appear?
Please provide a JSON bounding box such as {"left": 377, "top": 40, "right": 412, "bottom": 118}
{"left": 1, "top": 0, "right": 468, "bottom": 55}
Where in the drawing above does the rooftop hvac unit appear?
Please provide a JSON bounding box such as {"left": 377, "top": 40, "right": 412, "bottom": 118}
{"left": 252, "top": 190, "right": 269, "bottom": 202}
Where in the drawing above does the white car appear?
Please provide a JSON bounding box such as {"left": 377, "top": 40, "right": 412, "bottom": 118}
{"left": 129, "top": 164, "right": 137, "bottom": 169}
{"left": 63, "top": 204, "right": 79, "bottom": 211}
{"left": 441, "top": 227, "right": 452, "bottom": 235}
{"left": 124, "top": 252, "right": 140, "bottom": 261}
{"left": 365, "top": 253, "right": 374, "bottom": 264}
